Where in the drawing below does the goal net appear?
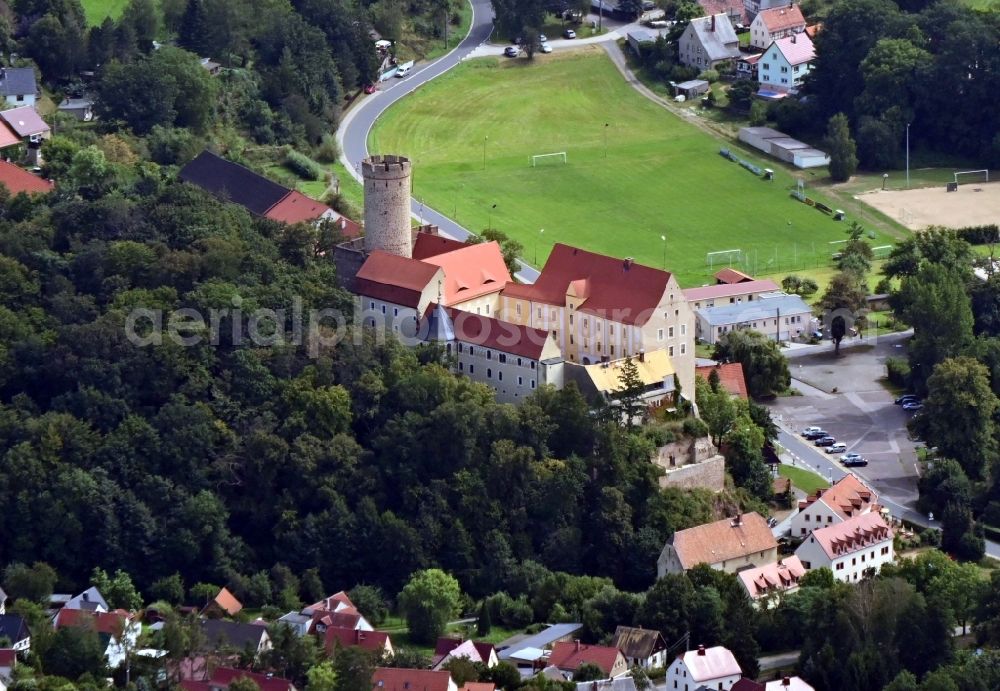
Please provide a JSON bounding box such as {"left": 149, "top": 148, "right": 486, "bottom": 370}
{"left": 955, "top": 169, "right": 990, "bottom": 185}
{"left": 531, "top": 152, "right": 567, "bottom": 167}
{"left": 706, "top": 249, "right": 743, "bottom": 270}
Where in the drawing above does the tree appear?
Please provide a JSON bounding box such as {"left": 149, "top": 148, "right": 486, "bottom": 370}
{"left": 614, "top": 356, "right": 646, "bottom": 428}
{"left": 637, "top": 575, "right": 695, "bottom": 646}
{"left": 819, "top": 271, "right": 867, "bottom": 355}
{"left": 573, "top": 663, "right": 605, "bottom": 682}
{"left": 149, "top": 573, "right": 185, "bottom": 604}
{"left": 443, "top": 656, "right": 480, "bottom": 685}
{"left": 229, "top": 677, "right": 261, "bottom": 691}
{"left": 347, "top": 585, "right": 388, "bottom": 627}
{"left": 696, "top": 376, "right": 737, "bottom": 446}
{"left": 476, "top": 599, "right": 492, "bottom": 636}
{"left": 43, "top": 626, "right": 108, "bottom": 680}
{"left": 929, "top": 561, "right": 984, "bottom": 634}
{"left": 911, "top": 357, "right": 999, "bottom": 480}
{"left": 712, "top": 330, "right": 790, "bottom": 398}
{"left": 91, "top": 567, "right": 143, "bottom": 610}
{"left": 332, "top": 646, "right": 376, "bottom": 691}
{"left": 748, "top": 99, "right": 767, "bottom": 126}
{"left": 884, "top": 671, "right": 918, "bottom": 691}
{"left": 306, "top": 661, "right": 337, "bottom": 691}
{"left": 825, "top": 113, "right": 858, "bottom": 182}
{"left": 2, "top": 561, "right": 58, "bottom": 603}
{"left": 398, "top": 569, "right": 462, "bottom": 645}
{"left": 781, "top": 275, "right": 819, "bottom": 298}
{"left": 722, "top": 414, "right": 772, "bottom": 500}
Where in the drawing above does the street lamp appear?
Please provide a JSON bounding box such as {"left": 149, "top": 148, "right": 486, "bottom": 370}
{"left": 906, "top": 122, "right": 910, "bottom": 189}
{"left": 536, "top": 228, "right": 544, "bottom": 264}
{"left": 488, "top": 203, "right": 496, "bottom": 230}
{"left": 660, "top": 234, "right": 667, "bottom": 270}
{"left": 604, "top": 123, "right": 609, "bottom": 159}
{"left": 882, "top": 173, "right": 888, "bottom": 191}
{"left": 483, "top": 135, "right": 489, "bottom": 171}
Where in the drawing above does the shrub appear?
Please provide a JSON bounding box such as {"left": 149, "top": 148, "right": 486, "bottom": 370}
{"left": 682, "top": 417, "right": 709, "bottom": 438}
{"left": 285, "top": 149, "right": 324, "bottom": 180}
{"left": 314, "top": 134, "right": 340, "bottom": 164}
{"left": 698, "top": 69, "right": 719, "bottom": 83}
{"left": 885, "top": 357, "right": 910, "bottom": 388}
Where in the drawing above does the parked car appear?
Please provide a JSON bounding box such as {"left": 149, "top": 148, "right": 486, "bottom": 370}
{"left": 803, "top": 429, "right": 829, "bottom": 440}
{"left": 767, "top": 517, "right": 779, "bottom": 528}
{"left": 564, "top": 28, "right": 577, "bottom": 38}
{"left": 539, "top": 42, "right": 552, "bottom": 53}
{"left": 895, "top": 395, "right": 920, "bottom": 405}
{"left": 363, "top": 84, "right": 377, "bottom": 94}
{"left": 903, "top": 401, "right": 924, "bottom": 411}
{"left": 840, "top": 452, "right": 862, "bottom": 463}
{"left": 802, "top": 426, "right": 822, "bottom": 436}
{"left": 539, "top": 33, "right": 548, "bottom": 42}
{"left": 843, "top": 457, "right": 869, "bottom": 467}
{"left": 814, "top": 436, "right": 837, "bottom": 447}
{"left": 504, "top": 46, "right": 519, "bottom": 57}
{"left": 825, "top": 443, "right": 848, "bottom": 454}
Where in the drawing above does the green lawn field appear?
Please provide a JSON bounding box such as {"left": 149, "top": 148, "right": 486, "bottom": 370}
{"left": 779, "top": 464, "right": 829, "bottom": 495}
{"left": 369, "top": 48, "right": 902, "bottom": 286}
{"left": 81, "top": 0, "right": 130, "bottom": 25}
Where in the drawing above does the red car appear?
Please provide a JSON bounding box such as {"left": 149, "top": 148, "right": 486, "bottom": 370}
{"left": 364, "top": 84, "right": 378, "bottom": 94}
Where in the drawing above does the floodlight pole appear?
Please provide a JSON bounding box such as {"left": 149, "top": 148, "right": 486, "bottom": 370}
{"left": 661, "top": 234, "right": 667, "bottom": 270}
{"left": 483, "top": 135, "right": 488, "bottom": 171}
{"left": 604, "top": 123, "right": 609, "bottom": 158}
{"left": 906, "top": 123, "right": 910, "bottom": 189}
{"left": 536, "top": 228, "right": 544, "bottom": 264}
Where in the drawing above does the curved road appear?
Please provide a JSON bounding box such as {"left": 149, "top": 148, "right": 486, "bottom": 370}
{"left": 334, "top": 0, "right": 549, "bottom": 279}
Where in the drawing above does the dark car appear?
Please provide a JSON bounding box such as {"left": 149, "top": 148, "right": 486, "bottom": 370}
{"left": 503, "top": 46, "right": 519, "bottom": 57}
{"left": 814, "top": 436, "right": 837, "bottom": 447}
{"left": 895, "top": 395, "right": 920, "bottom": 405}
{"left": 843, "top": 457, "right": 869, "bottom": 467}
{"left": 803, "top": 429, "right": 829, "bottom": 440}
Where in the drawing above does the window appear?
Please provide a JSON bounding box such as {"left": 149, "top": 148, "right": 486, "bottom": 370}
{"left": 517, "top": 357, "right": 522, "bottom": 366}
{"left": 393, "top": 308, "right": 398, "bottom": 317}
{"left": 680, "top": 324, "right": 686, "bottom": 336}
{"left": 458, "top": 362, "right": 463, "bottom": 371}
{"left": 487, "top": 350, "right": 492, "bottom": 360}
{"left": 610, "top": 345, "right": 615, "bottom": 355}
{"left": 531, "top": 362, "right": 536, "bottom": 370}
{"left": 469, "top": 346, "right": 474, "bottom": 356}
{"left": 570, "top": 335, "right": 574, "bottom": 345}
{"left": 794, "top": 65, "right": 800, "bottom": 72}
{"left": 569, "top": 303, "right": 574, "bottom": 310}
{"left": 668, "top": 326, "right": 674, "bottom": 338}
{"left": 772, "top": 52, "right": 777, "bottom": 59}
{"left": 763, "top": 62, "right": 770, "bottom": 70}
{"left": 381, "top": 305, "right": 386, "bottom": 314}
{"left": 458, "top": 343, "right": 463, "bottom": 353}
{"left": 805, "top": 514, "right": 810, "bottom": 521}
{"left": 516, "top": 304, "right": 522, "bottom": 316}
{"left": 668, "top": 346, "right": 675, "bottom": 357}
{"left": 781, "top": 78, "right": 788, "bottom": 84}
{"left": 763, "top": 75, "right": 770, "bottom": 82}
{"left": 531, "top": 380, "right": 536, "bottom": 389}
{"left": 781, "top": 66, "right": 788, "bottom": 73}
{"left": 597, "top": 343, "right": 602, "bottom": 352}
{"left": 658, "top": 328, "right": 664, "bottom": 341}
{"left": 569, "top": 314, "right": 573, "bottom": 326}
{"left": 487, "top": 368, "right": 492, "bottom": 379}
{"left": 499, "top": 353, "right": 507, "bottom": 363}
{"left": 469, "top": 364, "right": 474, "bottom": 374}
{"left": 610, "top": 325, "right": 615, "bottom": 335}
{"left": 369, "top": 301, "right": 375, "bottom": 309}
{"left": 583, "top": 319, "right": 588, "bottom": 328}
{"left": 680, "top": 343, "right": 686, "bottom": 355}
{"left": 498, "top": 371, "right": 503, "bottom": 381}
{"left": 537, "top": 308, "right": 541, "bottom": 319}
{"left": 518, "top": 376, "right": 523, "bottom": 385}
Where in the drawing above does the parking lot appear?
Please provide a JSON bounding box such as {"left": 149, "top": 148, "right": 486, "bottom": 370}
{"left": 768, "top": 334, "right": 921, "bottom": 508}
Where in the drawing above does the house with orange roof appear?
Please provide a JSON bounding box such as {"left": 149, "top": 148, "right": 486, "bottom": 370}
{"left": 202, "top": 587, "right": 243, "bottom": 618}
{"left": 714, "top": 268, "right": 755, "bottom": 285}
{"left": 325, "top": 627, "right": 393, "bottom": 657}
{"left": 181, "top": 666, "right": 296, "bottom": 691}
{"left": 547, "top": 640, "right": 628, "bottom": 679}
{"left": 737, "top": 556, "right": 806, "bottom": 606}
{"left": 0, "top": 160, "right": 52, "bottom": 196}
{"left": 749, "top": 4, "right": 806, "bottom": 49}
{"left": 657, "top": 512, "right": 777, "bottom": 576}
{"left": 695, "top": 362, "right": 749, "bottom": 399}
{"left": 790, "top": 474, "right": 880, "bottom": 537}
{"left": 371, "top": 668, "right": 456, "bottom": 691}
{"left": 795, "top": 512, "right": 894, "bottom": 581}
{"left": 52, "top": 608, "right": 141, "bottom": 668}
{"left": 499, "top": 244, "right": 697, "bottom": 395}
{"left": 460, "top": 684, "right": 495, "bottom": 691}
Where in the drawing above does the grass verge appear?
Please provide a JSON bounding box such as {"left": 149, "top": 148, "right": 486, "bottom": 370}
{"left": 779, "top": 464, "right": 829, "bottom": 494}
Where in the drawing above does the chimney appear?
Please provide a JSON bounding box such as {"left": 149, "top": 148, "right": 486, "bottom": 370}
{"left": 575, "top": 639, "right": 581, "bottom": 652}
{"left": 791, "top": 33, "right": 796, "bottom": 43}
{"left": 639, "top": 349, "right": 645, "bottom": 362}
{"left": 732, "top": 515, "right": 742, "bottom": 527}
{"left": 782, "top": 677, "right": 791, "bottom": 687}
{"left": 697, "top": 645, "right": 706, "bottom": 656}
{"left": 355, "top": 629, "right": 361, "bottom": 644}
{"left": 711, "top": 14, "right": 715, "bottom": 31}
{"left": 624, "top": 257, "right": 634, "bottom": 270}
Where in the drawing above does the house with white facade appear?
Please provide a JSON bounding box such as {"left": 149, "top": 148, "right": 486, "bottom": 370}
{"left": 795, "top": 512, "right": 894, "bottom": 582}
{"left": 612, "top": 626, "right": 668, "bottom": 670}
{"left": 749, "top": 4, "right": 806, "bottom": 50}
{"left": 743, "top": 0, "right": 791, "bottom": 21}
{"left": 758, "top": 33, "right": 815, "bottom": 94}
{"left": 695, "top": 292, "right": 813, "bottom": 344}
{"left": 682, "top": 279, "right": 780, "bottom": 312}
{"left": 658, "top": 513, "right": 777, "bottom": 576}
{"left": 737, "top": 557, "right": 806, "bottom": 607}
{"left": 0, "top": 68, "right": 37, "bottom": 106}
{"left": 790, "top": 474, "right": 879, "bottom": 538}
{"left": 678, "top": 14, "right": 741, "bottom": 70}
{"left": 666, "top": 645, "right": 742, "bottom": 691}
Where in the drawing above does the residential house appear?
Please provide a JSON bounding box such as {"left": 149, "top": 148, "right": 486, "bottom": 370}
{"left": 52, "top": 608, "right": 141, "bottom": 668}
{"left": 0, "top": 649, "right": 15, "bottom": 683}
{"left": 371, "top": 668, "right": 457, "bottom": 691}
{"left": 695, "top": 292, "right": 814, "bottom": 344}
{"left": 499, "top": 243, "right": 697, "bottom": 396}
{"left": 790, "top": 474, "right": 879, "bottom": 537}
{"left": 735, "top": 53, "right": 761, "bottom": 80}
{"left": 0, "top": 161, "right": 53, "bottom": 196}
{"left": 179, "top": 151, "right": 360, "bottom": 235}
{"left": 200, "top": 620, "right": 271, "bottom": 657}
{"left": 0, "top": 106, "right": 51, "bottom": 143}
{"left": 0, "top": 68, "right": 38, "bottom": 106}
{"left": 0, "top": 616, "right": 29, "bottom": 652}
{"left": 564, "top": 349, "right": 678, "bottom": 414}
{"left": 547, "top": 641, "right": 629, "bottom": 679}
{"left": 749, "top": 4, "right": 806, "bottom": 50}
{"left": 497, "top": 623, "right": 583, "bottom": 666}
{"left": 611, "top": 626, "right": 668, "bottom": 669}
{"left": 677, "top": 14, "right": 741, "bottom": 70}
{"left": 758, "top": 33, "right": 815, "bottom": 94}
{"left": 715, "top": 268, "right": 755, "bottom": 284}
{"left": 182, "top": 667, "right": 296, "bottom": 691}
{"left": 657, "top": 512, "right": 777, "bottom": 576}
{"left": 276, "top": 612, "right": 313, "bottom": 637}
{"left": 61, "top": 587, "right": 108, "bottom": 612}
{"left": 326, "top": 627, "right": 393, "bottom": 658}
{"left": 765, "top": 678, "right": 815, "bottom": 691}
{"left": 795, "top": 512, "right": 894, "bottom": 582}
{"left": 666, "top": 645, "right": 742, "bottom": 691}
{"left": 432, "top": 638, "right": 498, "bottom": 668}
{"left": 202, "top": 587, "right": 242, "bottom": 618}
{"left": 199, "top": 58, "right": 222, "bottom": 76}
{"left": 57, "top": 97, "right": 95, "bottom": 121}
{"left": 695, "top": 363, "right": 749, "bottom": 399}
{"left": 697, "top": 0, "right": 747, "bottom": 26}
{"left": 303, "top": 591, "right": 374, "bottom": 633}
{"left": 682, "top": 279, "right": 781, "bottom": 312}
{"left": 737, "top": 556, "right": 806, "bottom": 606}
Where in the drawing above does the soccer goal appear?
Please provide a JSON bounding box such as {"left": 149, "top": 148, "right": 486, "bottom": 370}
{"left": 955, "top": 169, "right": 990, "bottom": 185}
{"left": 531, "top": 152, "right": 567, "bottom": 167}
{"left": 706, "top": 249, "right": 743, "bottom": 270}
{"left": 872, "top": 244, "right": 893, "bottom": 260}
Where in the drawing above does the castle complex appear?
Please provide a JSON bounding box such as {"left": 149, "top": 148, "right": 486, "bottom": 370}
{"left": 335, "top": 154, "right": 697, "bottom": 410}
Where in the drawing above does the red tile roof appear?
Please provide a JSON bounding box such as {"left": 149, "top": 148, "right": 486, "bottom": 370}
{"left": 0, "top": 160, "right": 53, "bottom": 195}
{"left": 733, "top": 679, "right": 765, "bottom": 691}
{"left": 460, "top": 685, "right": 495, "bottom": 691}
{"left": 670, "top": 513, "right": 776, "bottom": 570}
{"left": 757, "top": 5, "right": 806, "bottom": 32}
{"left": 264, "top": 191, "right": 331, "bottom": 224}
{"left": 412, "top": 233, "right": 469, "bottom": 260}
{"left": 808, "top": 512, "right": 892, "bottom": 560}
{"left": 502, "top": 244, "right": 672, "bottom": 326}
{"left": 325, "top": 626, "right": 389, "bottom": 654}
{"left": 355, "top": 251, "right": 441, "bottom": 309}
{"left": 681, "top": 279, "right": 780, "bottom": 302}
{"left": 697, "top": 0, "right": 747, "bottom": 25}
{"left": 419, "top": 241, "right": 511, "bottom": 305}
{"left": 305, "top": 591, "right": 353, "bottom": 614}
{"left": 714, "top": 267, "right": 755, "bottom": 284}
{"left": 0, "top": 648, "right": 16, "bottom": 667}
{"left": 798, "top": 474, "right": 876, "bottom": 520}
{"left": 322, "top": 611, "right": 365, "bottom": 630}
{"left": 372, "top": 668, "right": 452, "bottom": 691}
{"left": 547, "top": 641, "right": 623, "bottom": 675}
{"left": 737, "top": 556, "right": 805, "bottom": 599}
{"left": 181, "top": 681, "right": 210, "bottom": 691}
{"left": 53, "top": 608, "right": 130, "bottom": 635}
{"left": 211, "top": 667, "right": 295, "bottom": 691}
{"left": 696, "top": 362, "right": 749, "bottom": 399}
{"left": 209, "top": 587, "right": 243, "bottom": 617}
{"left": 0, "top": 123, "right": 20, "bottom": 149}
{"left": 438, "top": 305, "right": 555, "bottom": 361}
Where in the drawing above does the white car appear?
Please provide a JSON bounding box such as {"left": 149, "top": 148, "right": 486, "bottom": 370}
{"left": 801, "top": 426, "right": 822, "bottom": 436}
{"left": 825, "top": 443, "right": 847, "bottom": 454}
{"left": 539, "top": 33, "right": 548, "bottom": 42}
{"left": 539, "top": 42, "right": 552, "bottom": 53}
{"left": 840, "top": 452, "right": 862, "bottom": 463}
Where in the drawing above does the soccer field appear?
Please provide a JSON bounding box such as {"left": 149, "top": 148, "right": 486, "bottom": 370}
{"left": 81, "top": 0, "right": 129, "bottom": 25}
{"left": 369, "top": 48, "right": 900, "bottom": 286}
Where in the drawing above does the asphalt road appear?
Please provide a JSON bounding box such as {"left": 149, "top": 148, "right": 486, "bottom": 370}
{"left": 335, "top": 0, "right": 540, "bottom": 283}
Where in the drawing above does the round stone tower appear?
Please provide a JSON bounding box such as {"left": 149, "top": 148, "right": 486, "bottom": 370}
{"left": 362, "top": 154, "right": 413, "bottom": 258}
